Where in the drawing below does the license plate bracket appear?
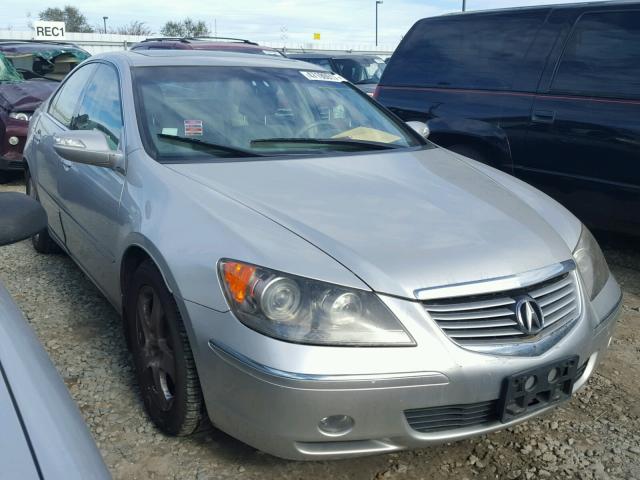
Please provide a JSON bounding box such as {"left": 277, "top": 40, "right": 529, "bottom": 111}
{"left": 499, "top": 356, "right": 579, "bottom": 423}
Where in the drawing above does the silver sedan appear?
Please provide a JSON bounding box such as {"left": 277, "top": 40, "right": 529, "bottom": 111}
{"left": 24, "top": 50, "right": 621, "bottom": 460}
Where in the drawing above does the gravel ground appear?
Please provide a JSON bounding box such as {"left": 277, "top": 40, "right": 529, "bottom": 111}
{"left": 1, "top": 178, "right": 639, "bottom": 480}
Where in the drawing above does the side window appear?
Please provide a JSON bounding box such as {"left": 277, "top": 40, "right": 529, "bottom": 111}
{"left": 384, "top": 12, "right": 546, "bottom": 90}
{"left": 48, "top": 64, "right": 97, "bottom": 127}
{"left": 551, "top": 11, "right": 640, "bottom": 99}
{"left": 309, "top": 58, "right": 333, "bottom": 71}
{"left": 72, "top": 64, "right": 124, "bottom": 150}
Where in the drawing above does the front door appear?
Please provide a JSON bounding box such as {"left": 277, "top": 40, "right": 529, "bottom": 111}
{"left": 517, "top": 9, "right": 640, "bottom": 234}
{"left": 34, "top": 63, "right": 98, "bottom": 242}
{"left": 57, "top": 62, "right": 125, "bottom": 301}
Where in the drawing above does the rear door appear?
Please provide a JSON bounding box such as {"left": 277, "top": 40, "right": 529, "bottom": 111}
{"left": 57, "top": 62, "right": 125, "bottom": 299}
{"left": 520, "top": 8, "right": 640, "bottom": 234}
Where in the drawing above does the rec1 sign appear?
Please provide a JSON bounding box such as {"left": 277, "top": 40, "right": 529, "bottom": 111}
{"left": 33, "top": 21, "right": 66, "bottom": 40}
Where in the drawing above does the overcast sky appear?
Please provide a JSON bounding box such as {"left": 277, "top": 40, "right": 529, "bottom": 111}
{"left": 2, "top": 0, "right": 595, "bottom": 46}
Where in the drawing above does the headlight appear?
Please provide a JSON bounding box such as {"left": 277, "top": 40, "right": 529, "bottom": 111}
{"left": 218, "top": 260, "right": 415, "bottom": 346}
{"left": 572, "top": 226, "right": 609, "bottom": 300}
{"left": 9, "top": 112, "right": 32, "bottom": 122}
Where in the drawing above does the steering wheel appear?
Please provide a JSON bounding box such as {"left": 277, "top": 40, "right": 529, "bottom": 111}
{"left": 295, "top": 121, "right": 341, "bottom": 138}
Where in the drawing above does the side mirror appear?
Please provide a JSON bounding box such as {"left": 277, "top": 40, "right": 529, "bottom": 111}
{"left": 406, "top": 121, "right": 430, "bottom": 139}
{"left": 0, "top": 193, "right": 47, "bottom": 246}
{"left": 53, "top": 130, "right": 123, "bottom": 169}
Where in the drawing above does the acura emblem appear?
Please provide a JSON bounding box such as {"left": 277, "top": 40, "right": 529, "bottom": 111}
{"left": 515, "top": 296, "right": 545, "bottom": 335}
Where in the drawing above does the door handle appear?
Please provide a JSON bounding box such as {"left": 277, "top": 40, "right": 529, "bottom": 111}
{"left": 531, "top": 110, "right": 556, "bottom": 124}
{"left": 61, "top": 159, "right": 73, "bottom": 171}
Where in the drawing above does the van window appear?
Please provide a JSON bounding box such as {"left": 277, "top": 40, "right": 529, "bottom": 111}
{"left": 301, "top": 58, "right": 333, "bottom": 71}
{"left": 382, "top": 12, "right": 546, "bottom": 91}
{"left": 551, "top": 11, "right": 640, "bottom": 99}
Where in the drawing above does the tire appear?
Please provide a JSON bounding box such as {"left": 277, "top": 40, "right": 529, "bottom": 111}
{"left": 0, "top": 170, "right": 11, "bottom": 184}
{"left": 126, "top": 260, "right": 207, "bottom": 436}
{"left": 26, "top": 172, "right": 62, "bottom": 254}
{"left": 447, "top": 144, "right": 485, "bottom": 163}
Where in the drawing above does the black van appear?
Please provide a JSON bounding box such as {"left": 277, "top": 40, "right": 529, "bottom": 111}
{"left": 376, "top": 1, "right": 640, "bottom": 236}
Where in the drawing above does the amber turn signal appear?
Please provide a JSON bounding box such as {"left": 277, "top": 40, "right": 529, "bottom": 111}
{"left": 221, "top": 261, "right": 256, "bottom": 303}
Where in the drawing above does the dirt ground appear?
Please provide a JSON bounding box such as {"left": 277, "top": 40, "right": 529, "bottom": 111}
{"left": 1, "top": 179, "right": 639, "bottom": 479}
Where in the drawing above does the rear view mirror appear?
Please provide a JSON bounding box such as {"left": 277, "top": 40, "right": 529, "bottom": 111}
{"left": 406, "top": 121, "right": 430, "bottom": 139}
{"left": 53, "top": 130, "right": 123, "bottom": 170}
{"left": 0, "top": 193, "right": 47, "bottom": 246}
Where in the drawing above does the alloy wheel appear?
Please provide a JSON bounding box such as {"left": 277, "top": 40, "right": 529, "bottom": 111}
{"left": 136, "top": 285, "right": 177, "bottom": 412}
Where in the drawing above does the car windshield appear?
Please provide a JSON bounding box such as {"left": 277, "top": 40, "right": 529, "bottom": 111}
{"left": 0, "top": 53, "right": 22, "bottom": 82}
{"left": 2, "top": 46, "right": 90, "bottom": 82}
{"left": 332, "top": 57, "right": 386, "bottom": 85}
{"left": 133, "top": 66, "right": 421, "bottom": 162}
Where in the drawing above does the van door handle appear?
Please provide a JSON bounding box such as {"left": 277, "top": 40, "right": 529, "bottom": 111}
{"left": 61, "top": 159, "right": 73, "bottom": 171}
{"left": 531, "top": 110, "right": 556, "bottom": 124}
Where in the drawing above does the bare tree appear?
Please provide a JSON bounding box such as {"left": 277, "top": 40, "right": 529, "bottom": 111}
{"left": 160, "top": 18, "right": 210, "bottom": 37}
{"left": 111, "top": 21, "right": 153, "bottom": 36}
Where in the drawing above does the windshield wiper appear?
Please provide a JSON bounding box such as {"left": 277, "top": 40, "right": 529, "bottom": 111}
{"left": 250, "top": 137, "right": 401, "bottom": 150}
{"left": 157, "top": 134, "right": 263, "bottom": 158}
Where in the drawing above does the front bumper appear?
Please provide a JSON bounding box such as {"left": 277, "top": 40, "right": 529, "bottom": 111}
{"left": 182, "top": 274, "right": 621, "bottom": 460}
{"left": 1, "top": 118, "right": 28, "bottom": 171}
{"left": 0, "top": 154, "right": 25, "bottom": 172}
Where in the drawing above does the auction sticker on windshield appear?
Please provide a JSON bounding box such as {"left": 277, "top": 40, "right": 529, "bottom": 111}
{"left": 184, "top": 120, "right": 203, "bottom": 136}
{"left": 300, "top": 71, "right": 344, "bottom": 82}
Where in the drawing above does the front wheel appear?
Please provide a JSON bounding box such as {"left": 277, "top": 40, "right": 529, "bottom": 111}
{"left": 0, "top": 170, "right": 11, "bottom": 184}
{"left": 126, "top": 260, "right": 207, "bottom": 436}
{"left": 26, "top": 172, "right": 61, "bottom": 254}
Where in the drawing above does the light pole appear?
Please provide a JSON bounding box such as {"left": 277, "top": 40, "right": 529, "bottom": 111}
{"left": 102, "top": 16, "right": 108, "bottom": 34}
{"left": 462, "top": 0, "right": 466, "bottom": 11}
{"left": 375, "top": 0, "right": 383, "bottom": 46}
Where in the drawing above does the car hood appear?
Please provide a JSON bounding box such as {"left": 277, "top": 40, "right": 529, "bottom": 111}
{"left": 0, "top": 80, "right": 57, "bottom": 111}
{"left": 167, "top": 147, "right": 575, "bottom": 299}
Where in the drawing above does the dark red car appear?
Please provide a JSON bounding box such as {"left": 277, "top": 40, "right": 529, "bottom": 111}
{"left": 130, "top": 36, "right": 285, "bottom": 57}
{"left": 0, "top": 40, "right": 90, "bottom": 183}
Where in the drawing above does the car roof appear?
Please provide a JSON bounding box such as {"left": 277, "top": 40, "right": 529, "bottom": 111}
{"left": 437, "top": 0, "right": 637, "bottom": 17}
{"left": 130, "top": 37, "right": 281, "bottom": 53}
{"left": 96, "top": 49, "right": 320, "bottom": 69}
{"left": 0, "top": 39, "right": 87, "bottom": 53}
{"left": 288, "top": 52, "right": 378, "bottom": 60}
{"left": 137, "top": 36, "right": 259, "bottom": 45}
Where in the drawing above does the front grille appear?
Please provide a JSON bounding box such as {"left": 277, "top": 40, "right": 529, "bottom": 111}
{"left": 8, "top": 160, "right": 25, "bottom": 169}
{"left": 405, "top": 400, "right": 498, "bottom": 433}
{"left": 423, "top": 272, "right": 580, "bottom": 344}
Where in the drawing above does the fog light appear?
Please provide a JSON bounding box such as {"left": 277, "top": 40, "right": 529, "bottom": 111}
{"left": 8, "top": 136, "right": 19, "bottom": 146}
{"left": 318, "top": 415, "right": 354, "bottom": 436}
{"left": 547, "top": 368, "right": 559, "bottom": 383}
{"left": 524, "top": 375, "right": 537, "bottom": 391}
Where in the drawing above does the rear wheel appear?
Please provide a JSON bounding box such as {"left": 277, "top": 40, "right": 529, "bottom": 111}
{"left": 127, "top": 260, "right": 207, "bottom": 436}
{"left": 26, "top": 172, "right": 62, "bottom": 254}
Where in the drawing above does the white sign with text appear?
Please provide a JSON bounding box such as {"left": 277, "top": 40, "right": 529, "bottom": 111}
{"left": 33, "top": 21, "right": 66, "bottom": 40}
